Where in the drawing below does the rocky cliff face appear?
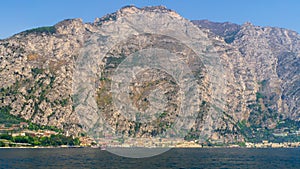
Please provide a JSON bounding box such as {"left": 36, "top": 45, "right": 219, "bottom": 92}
{"left": 192, "top": 20, "right": 241, "bottom": 44}
{"left": 193, "top": 20, "right": 300, "bottom": 121}
{"left": 0, "top": 6, "right": 299, "bottom": 143}
{"left": 0, "top": 18, "right": 89, "bottom": 134}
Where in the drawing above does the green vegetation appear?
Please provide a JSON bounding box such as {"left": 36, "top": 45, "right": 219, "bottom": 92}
{"left": 0, "top": 134, "right": 80, "bottom": 147}
{"left": 99, "top": 77, "right": 111, "bottom": 81}
{"left": 105, "top": 56, "right": 126, "bottom": 68}
{"left": 184, "top": 132, "right": 201, "bottom": 141}
{"left": 59, "top": 99, "right": 69, "bottom": 107}
{"left": 31, "top": 68, "right": 44, "bottom": 78}
{"left": 159, "top": 112, "right": 168, "bottom": 118}
{"left": 241, "top": 89, "right": 300, "bottom": 143}
{"left": 236, "top": 120, "right": 252, "bottom": 139}
{"left": 134, "top": 122, "right": 141, "bottom": 132}
{"left": 237, "top": 142, "right": 246, "bottom": 147}
{"left": 0, "top": 106, "right": 22, "bottom": 126}
{"left": 256, "top": 92, "right": 265, "bottom": 101}
{"left": 0, "top": 83, "right": 19, "bottom": 97}
{"left": 23, "top": 26, "right": 56, "bottom": 35}
{"left": 0, "top": 105, "right": 77, "bottom": 147}
{"left": 237, "top": 118, "right": 300, "bottom": 143}
{"left": 258, "top": 80, "right": 268, "bottom": 87}
{"left": 276, "top": 118, "right": 300, "bottom": 129}
{"left": 0, "top": 141, "right": 4, "bottom": 147}
{"left": 27, "top": 122, "right": 63, "bottom": 133}
{"left": 0, "top": 105, "right": 62, "bottom": 133}
{"left": 217, "top": 106, "right": 300, "bottom": 144}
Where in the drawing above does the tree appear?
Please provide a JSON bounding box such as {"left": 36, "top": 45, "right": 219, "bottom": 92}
{"left": 0, "top": 141, "right": 5, "bottom": 147}
{"left": 0, "top": 134, "right": 12, "bottom": 140}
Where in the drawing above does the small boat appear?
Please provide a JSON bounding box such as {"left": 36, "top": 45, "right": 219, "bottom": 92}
{"left": 91, "top": 145, "right": 100, "bottom": 148}
{"left": 91, "top": 144, "right": 106, "bottom": 150}
{"left": 101, "top": 145, "right": 106, "bottom": 150}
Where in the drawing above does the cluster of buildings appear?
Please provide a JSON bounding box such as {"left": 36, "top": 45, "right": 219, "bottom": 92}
{"left": 272, "top": 127, "right": 300, "bottom": 137}
{"left": 0, "top": 122, "right": 58, "bottom": 138}
{"left": 0, "top": 122, "right": 28, "bottom": 136}
{"left": 0, "top": 122, "right": 29, "bottom": 133}
{"left": 89, "top": 135, "right": 300, "bottom": 148}
{"left": 79, "top": 136, "right": 95, "bottom": 147}
{"left": 245, "top": 140, "right": 300, "bottom": 148}
{"left": 92, "top": 136, "right": 188, "bottom": 148}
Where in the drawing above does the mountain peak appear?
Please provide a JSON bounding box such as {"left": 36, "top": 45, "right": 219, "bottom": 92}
{"left": 94, "top": 5, "right": 181, "bottom": 25}
{"left": 55, "top": 18, "right": 85, "bottom": 35}
{"left": 119, "top": 5, "right": 172, "bottom": 13}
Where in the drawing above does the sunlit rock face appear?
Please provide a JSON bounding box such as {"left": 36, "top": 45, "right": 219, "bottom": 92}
{"left": 0, "top": 6, "right": 299, "bottom": 143}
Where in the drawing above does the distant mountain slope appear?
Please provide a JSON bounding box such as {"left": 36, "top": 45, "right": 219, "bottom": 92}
{"left": 192, "top": 20, "right": 241, "bottom": 43}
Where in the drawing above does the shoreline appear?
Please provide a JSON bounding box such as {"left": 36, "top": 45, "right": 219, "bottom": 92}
{"left": 0, "top": 146, "right": 299, "bottom": 149}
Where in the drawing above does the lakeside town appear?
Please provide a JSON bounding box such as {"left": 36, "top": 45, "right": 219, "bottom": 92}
{"left": 76, "top": 136, "right": 300, "bottom": 148}
{"left": 0, "top": 122, "right": 80, "bottom": 147}
{"left": 86, "top": 134, "right": 300, "bottom": 148}
{"left": 1, "top": 121, "right": 300, "bottom": 148}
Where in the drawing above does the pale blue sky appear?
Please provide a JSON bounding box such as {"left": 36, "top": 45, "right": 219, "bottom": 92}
{"left": 0, "top": 0, "right": 299, "bottom": 39}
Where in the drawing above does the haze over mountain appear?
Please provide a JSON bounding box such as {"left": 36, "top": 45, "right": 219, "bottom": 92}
{"left": 0, "top": 6, "right": 299, "bottom": 143}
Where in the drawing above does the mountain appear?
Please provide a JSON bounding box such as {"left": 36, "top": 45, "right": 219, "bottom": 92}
{"left": 193, "top": 20, "right": 300, "bottom": 120}
{"left": 0, "top": 6, "right": 299, "bottom": 144}
{"left": 191, "top": 20, "right": 241, "bottom": 43}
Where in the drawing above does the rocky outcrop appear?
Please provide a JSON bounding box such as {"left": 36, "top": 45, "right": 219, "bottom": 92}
{"left": 193, "top": 20, "right": 300, "bottom": 127}
{"left": 0, "top": 6, "right": 299, "bottom": 142}
{"left": 192, "top": 20, "right": 241, "bottom": 43}
{"left": 0, "top": 18, "right": 90, "bottom": 134}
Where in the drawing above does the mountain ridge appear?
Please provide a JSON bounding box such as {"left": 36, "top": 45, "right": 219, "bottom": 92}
{"left": 0, "top": 6, "right": 299, "bottom": 144}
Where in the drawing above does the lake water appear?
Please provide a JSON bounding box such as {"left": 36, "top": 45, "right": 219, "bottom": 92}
{"left": 0, "top": 148, "right": 299, "bottom": 169}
